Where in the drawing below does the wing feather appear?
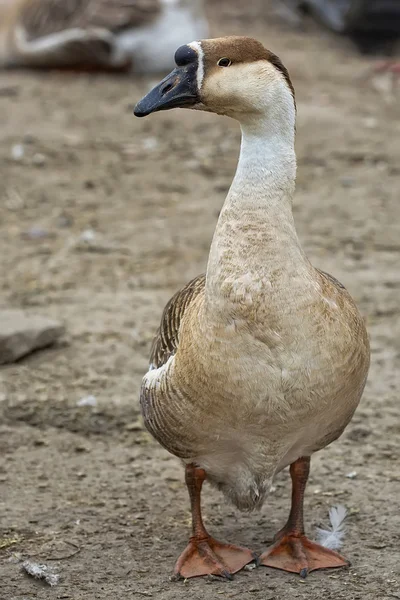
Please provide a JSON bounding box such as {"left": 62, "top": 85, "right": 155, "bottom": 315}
{"left": 149, "top": 274, "right": 206, "bottom": 369}
{"left": 317, "top": 269, "right": 346, "bottom": 290}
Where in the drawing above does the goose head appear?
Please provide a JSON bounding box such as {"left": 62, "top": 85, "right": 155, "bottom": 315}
{"left": 134, "top": 36, "right": 295, "bottom": 126}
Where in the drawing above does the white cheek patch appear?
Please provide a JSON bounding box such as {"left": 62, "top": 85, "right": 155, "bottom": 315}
{"left": 188, "top": 40, "right": 204, "bottom": 91}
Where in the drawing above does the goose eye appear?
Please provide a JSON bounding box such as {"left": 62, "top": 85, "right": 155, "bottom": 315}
{"left": 217, "top": 57, "right": 231, "bottom": 67}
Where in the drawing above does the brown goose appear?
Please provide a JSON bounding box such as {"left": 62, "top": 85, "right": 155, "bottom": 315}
{"left": 134, "top": 36, "right": 370, "bottom": 580}
{"left": 0, "top": 0, "right": 208, "bottom": 73}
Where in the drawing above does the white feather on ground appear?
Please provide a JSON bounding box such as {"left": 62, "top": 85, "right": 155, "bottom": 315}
{"left": 22, "top": 560, "right": 59, "bottom": 586}
{"left": 316, "top": 505, "right": 348, "bottom": 550}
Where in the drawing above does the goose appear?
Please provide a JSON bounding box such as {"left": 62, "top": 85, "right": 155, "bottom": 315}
{"left": 0, "top": 0, "right": 208, "bottom": 73}
{"left": 283, "top": 0, "right": 400, "bottom": 85}
{"left": 134, "top": 36, "right": 370, "bottom": 580}
{"left": 293, "top": 0, "right": 400, "bottom": 55}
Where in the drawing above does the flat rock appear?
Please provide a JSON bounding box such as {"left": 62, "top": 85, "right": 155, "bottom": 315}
{"left": 0, "top": 310, "right": 64, "bottom": 364}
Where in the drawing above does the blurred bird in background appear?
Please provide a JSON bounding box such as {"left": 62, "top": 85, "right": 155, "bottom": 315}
{"left": 281, "top": 0, "right": 400, "bottom": 84}
{"left": 0, "top": 0, "right": 209, "bottom": 73}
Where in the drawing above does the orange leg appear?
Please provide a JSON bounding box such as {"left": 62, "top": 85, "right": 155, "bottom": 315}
{"left": 173, "top": 464, "right": 255, "bottom": 580}
{"left": 259, "top": 457, "right": 349, "bottom": 578}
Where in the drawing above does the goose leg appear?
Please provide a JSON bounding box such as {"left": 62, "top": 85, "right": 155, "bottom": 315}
{"left": 259, "top": 457, "right": 349, "bottom": 577}
{"left": 173, "top": 464, "right": 255, "bottom": 580}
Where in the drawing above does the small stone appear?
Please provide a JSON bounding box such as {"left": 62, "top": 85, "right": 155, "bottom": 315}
{"left": 22, "top": 133, "right": 36, "bottom": 144}
{"left": 340, "top": 176, "right": 354, "bottom": 188}
{"left": 33, "top": 439, "right": 48, "bottom": 447}
{"left": 346, "top": 471, "right": 357, "bottom": 479}
{"left": 364, "top": 117, "right": 377, "bottom": 129}
{"left": 5, "top": 190, "right": 24, "bottom": 211}
{"left": 57, "top": 214, "right": 73, "bottom": 228}
{"left": 11, "top": 144, "right": 24, "bottom": 161}
{"left": 32, "top": 153, "right": 47, "bottom": 167}
{"left": 142, "top": 137, "right": 158, "bottom": 151}
{"left": 349, "top": 507, "right": 360, "bottom": 514}
{"left": 164, "top": 469, "right": 181, "bottom": 482}
{"left": 125, "top": 419, "right": 143, "bottom": 431}
{"left": 21, "top": 226, "right": 52, "bottom": 240}
{"left": 347, "top": 426, "right": 371, "bottom": 441}
{"left": 368, "top": 542, "right": 387, "bottom": 549}
{"left": 80, "top": 229, "right": 96, "bottom": 243}
{"left": 76, "top": 395, "right": 97, "bottom": 407}
{"left": 74, "top": 445, "right": 89, "bottom": 453}
{"left": 84, "top": 179, "right": 95, "bottom": 189}
{"left": 0, "top": 310, "right": 64, "bottom": 364}
{"left": 0, "top": 86, "right": 19, "bottom": 97}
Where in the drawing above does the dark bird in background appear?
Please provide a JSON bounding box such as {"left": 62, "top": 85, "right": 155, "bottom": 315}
{"left": 281, "top": 0, "right": 400, "bottom": 77}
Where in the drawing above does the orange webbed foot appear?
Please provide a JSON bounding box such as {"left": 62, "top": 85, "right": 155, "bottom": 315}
{"left": 259, "top": 534, "right": 349, "bottom": 577}
{"left": 173, "top": 535, "right": 255, "bottom": 580}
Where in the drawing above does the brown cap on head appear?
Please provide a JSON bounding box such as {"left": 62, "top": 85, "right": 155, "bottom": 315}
{"left": 199, "top": 36, "right": 295, "bottom": 102}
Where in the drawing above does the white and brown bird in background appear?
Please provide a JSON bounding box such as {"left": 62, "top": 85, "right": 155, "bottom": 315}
{"left": 134, "top": 36, "right": 370, "bottom": 580}
{"left": 0, "top": 0, "right": 208, "bottom": 73}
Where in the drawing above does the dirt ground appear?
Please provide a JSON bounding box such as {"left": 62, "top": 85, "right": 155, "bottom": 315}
{"left": 1, "top": 2, "right": 399, "bottom": 599}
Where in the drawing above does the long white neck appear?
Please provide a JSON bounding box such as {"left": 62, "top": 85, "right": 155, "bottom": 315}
{"left": 205, "top": 110, "right": 310, "bottom": 316}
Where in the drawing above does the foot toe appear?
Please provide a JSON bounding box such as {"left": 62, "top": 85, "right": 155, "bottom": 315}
{"left": 173, "top": 537, "right": 254, "bottom": 580}
{"left": 259, "top": 535, "right": 349, "bottom": 575}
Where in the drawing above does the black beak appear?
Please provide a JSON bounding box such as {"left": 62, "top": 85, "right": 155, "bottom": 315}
{"left": 134, "top": 63, "right": 199, "bottom": 117}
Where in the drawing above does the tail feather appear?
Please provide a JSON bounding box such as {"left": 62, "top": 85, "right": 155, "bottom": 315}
{"left": 316, "top": 505, "right": 348, "bottom": 550}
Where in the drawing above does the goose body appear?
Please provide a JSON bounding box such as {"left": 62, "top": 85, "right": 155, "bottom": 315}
{"left": 134, "top": 37, "right": 370, "bottom": 579}
{"left": 0, "top": 0, "right": 208, "bottom": 72}
{"left": 144, "top": 268, "right": 367, "bottom": 510}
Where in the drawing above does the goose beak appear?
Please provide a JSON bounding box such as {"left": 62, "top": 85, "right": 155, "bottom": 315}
{"left": 134, "top": 65, "right": 199, "bottom": 117}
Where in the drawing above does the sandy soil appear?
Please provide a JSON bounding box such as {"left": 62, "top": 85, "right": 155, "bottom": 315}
{"left": 1, "top": 3, "right": 399, "bottom": 599}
